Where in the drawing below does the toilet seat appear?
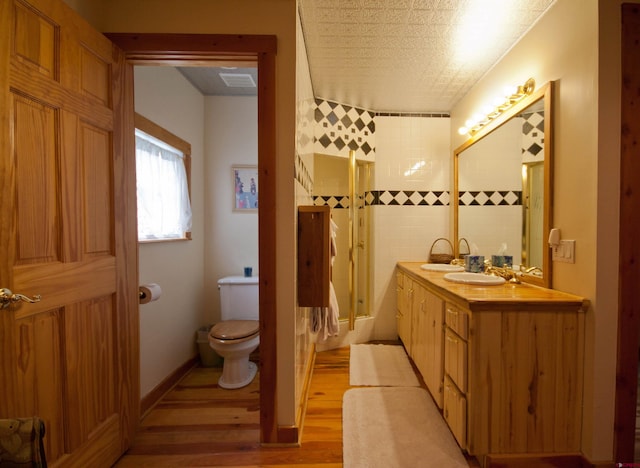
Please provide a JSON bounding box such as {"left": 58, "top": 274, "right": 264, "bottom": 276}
{"left": 210, "top": 320, "right": 259, "bottom": 341}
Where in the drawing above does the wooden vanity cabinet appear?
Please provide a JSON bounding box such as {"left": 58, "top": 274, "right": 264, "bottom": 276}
{"left": 412, "top": 285, "right": 444, "bottom": 407}
{"left": 465, "top": 307, "right": 584, "bottom": 458}
{"left": 396, "top": 271, "right": 413, "bottom": 352}
{"left": 444, "top": 374, "right": 467, "bottom": 448}
{"left": 443, "top": 302, "right": 469, "bottom": 448}
{"left": 396, "top": 270, "right": 445, "bottom": 407}
{"left": 397, "top": 262, "right": 587, "bottom": 463}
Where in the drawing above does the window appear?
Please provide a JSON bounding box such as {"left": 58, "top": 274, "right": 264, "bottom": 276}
{"left": 134, "top": 113, "right": 192, "bottom": 241}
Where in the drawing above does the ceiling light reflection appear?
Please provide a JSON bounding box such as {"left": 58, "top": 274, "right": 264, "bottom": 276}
{"left": 404, "top": 161, "right": 426, "bottom": 177}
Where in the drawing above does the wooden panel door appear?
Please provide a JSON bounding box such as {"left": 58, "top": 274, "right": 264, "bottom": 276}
{"left": 0, "top": 0, "right": 138, "bottom": 466}
{"left": 396, "top": 272, "right": 412, "bottom": 350}
{"left": 424, "top": 290, "right": 444, "bottom": 408}
{"left": 410, "top": 282, "right": 427, "bottom": 380}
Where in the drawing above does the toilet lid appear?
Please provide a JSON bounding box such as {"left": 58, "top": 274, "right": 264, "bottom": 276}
{"left": 210, "top": 320, "right": 259, "bottom": 340}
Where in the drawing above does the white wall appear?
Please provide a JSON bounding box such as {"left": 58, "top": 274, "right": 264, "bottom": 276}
{"left": 372, "top": 117, "right": 451, "bottom": 340}
{"left": 134, "top": 66, "right": 206, "bottom": 398}
{"left": 204, "top": 96, "right": 258, "bottom": 322}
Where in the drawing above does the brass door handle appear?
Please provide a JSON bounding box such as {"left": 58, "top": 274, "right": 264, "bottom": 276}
{"left": 0, "top": 288, "right": 42, "bottom": 309}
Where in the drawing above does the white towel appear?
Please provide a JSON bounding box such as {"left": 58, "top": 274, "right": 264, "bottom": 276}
{"left": 310, "top": 216, "right": 341, "bottom": 341}
{"left": 327, "top": 281, "right": 339, "bottom": 337}
{"left": 330, "top": 218, "right": 338, "bottom": 265}
{"left": 310, "top": 283, "right": 340, "bottom": 341}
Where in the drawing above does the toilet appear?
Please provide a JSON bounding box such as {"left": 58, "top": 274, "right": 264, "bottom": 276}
{"left": 208, "top": 276, "right": 260, "bottom": 389}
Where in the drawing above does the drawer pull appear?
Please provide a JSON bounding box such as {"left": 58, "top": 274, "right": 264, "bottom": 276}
{"left": 446, "top": 335, "right": 458, "bottom": 344}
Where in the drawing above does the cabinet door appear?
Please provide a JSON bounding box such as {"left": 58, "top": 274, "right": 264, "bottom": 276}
{"left": 409, "top": 284, "right": 445, "bottom": 408}
{"left": 410, "top": 283, "right": 428, "bottom": 380}
{"left": 445, "top": 303, "right": 469, "bottom": 339}
{"left": 444, "top": 376, "right": 467, "bottom": 450}
{"left": 424, "top": 290, "right": 444, "bottom": 407}
{"left": 445, "top": 328, "right": 467, "bottom": 392}
{"left": 396, "top": 272, "right": 412, "bottom": 349}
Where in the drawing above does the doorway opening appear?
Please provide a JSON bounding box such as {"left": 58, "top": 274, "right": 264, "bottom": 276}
{"left": 107, "top": 33, "right": 279, "bottom": 444}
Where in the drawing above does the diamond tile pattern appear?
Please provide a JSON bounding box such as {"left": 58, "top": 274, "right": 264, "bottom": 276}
{"left": 522, "top": 110, "right": 545, "bottom": 161}
{"left": 298, "top": 0, "right": 555, "bottom": 113}
{"left": 314, "top": 190, "right": 450, "bottom": 208}
{"left": 315, "top": 98, "right": 376, "bottom": 158}
{"left": 458, "top": 190, "right": 522, "bottom": 206}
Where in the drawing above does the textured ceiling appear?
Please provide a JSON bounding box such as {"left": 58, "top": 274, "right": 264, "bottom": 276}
{"left": 298, "top": 0, "right": 555, "bottom": 113}
{"left": 177, "top": 0, "right": 555, "bottom": 114}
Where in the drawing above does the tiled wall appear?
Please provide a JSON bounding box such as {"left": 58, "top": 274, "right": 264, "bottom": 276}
{"left": 521, "top": 110, "right": 545, "bottom": 163}
{"left": 371, "top": 116, "right": 451, "bottom": 339}
{"left": 314, "top": 99, "right": 375, "bottom": 160}
{"left": 302, "top": 102, "right": 452, "bottom": 341}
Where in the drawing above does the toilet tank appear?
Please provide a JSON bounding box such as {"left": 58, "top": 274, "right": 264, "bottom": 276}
{"left": 218, "top": 276, "right": 259, "bottom": 321}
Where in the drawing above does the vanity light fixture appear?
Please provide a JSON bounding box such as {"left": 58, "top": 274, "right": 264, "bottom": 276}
{"left": 458, "top": 77, "right": 536, "bottom": 136}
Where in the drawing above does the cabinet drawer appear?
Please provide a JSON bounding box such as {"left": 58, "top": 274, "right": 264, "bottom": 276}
{"left": 444, "top": 376, "right": 467, "bottom": 450}
{"left": 396, "top": 271, "right": 404, "bottom": 289}
{"left": 445, "top": 303, "right": 469, "bottom": 339}
{"left": 445, "top": 328, "right": 467, "bottom": 392}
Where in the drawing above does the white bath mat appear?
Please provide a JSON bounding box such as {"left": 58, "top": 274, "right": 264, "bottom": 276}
{"left": 349, "top": 344, "right": 419, "bottom": 387}
{"left": 343, "top": 386, "right": 468, "bottom": 468}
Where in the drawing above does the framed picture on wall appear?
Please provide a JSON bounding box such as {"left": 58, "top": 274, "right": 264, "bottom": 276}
{"left": 233, "top": 165, "right": 258, "bottom": 211}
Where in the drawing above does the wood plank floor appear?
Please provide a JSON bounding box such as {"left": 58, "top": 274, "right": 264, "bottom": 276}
{"left": 115, "top": 345, "right": 478, "bottom": 467}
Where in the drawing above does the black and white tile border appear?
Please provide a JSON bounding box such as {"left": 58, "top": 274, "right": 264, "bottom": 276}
{"left": 313, "top": 190, "right": 451, "bottom": 208}
{"left": 458, "top": 190, "right": 522, "bottom": 206}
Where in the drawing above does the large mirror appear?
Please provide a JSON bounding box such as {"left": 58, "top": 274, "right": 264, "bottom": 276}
{"left": 453, "top": 81, "right": 554, "bottom": 288}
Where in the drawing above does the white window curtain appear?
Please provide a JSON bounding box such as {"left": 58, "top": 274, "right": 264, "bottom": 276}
{"left": 135, "top": 129, "right": 192, "bottom": 240}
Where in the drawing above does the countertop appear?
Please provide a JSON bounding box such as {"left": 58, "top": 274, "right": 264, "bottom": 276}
{"left": 397, "top": 262, "right": 589, "bottom": 312}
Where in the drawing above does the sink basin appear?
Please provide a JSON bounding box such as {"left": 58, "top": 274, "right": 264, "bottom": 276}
{"left": 443, "top": 272, "right": 506, "bottom": 285}
{"left": 420, "top": 263, "right": 465, "bottom": 272}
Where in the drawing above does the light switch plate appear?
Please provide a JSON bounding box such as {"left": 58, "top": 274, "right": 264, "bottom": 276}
{"left": 552, "top": 240, "right": 575, "bottom": 263}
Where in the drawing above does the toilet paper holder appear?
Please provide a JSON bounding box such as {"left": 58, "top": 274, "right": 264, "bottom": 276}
{"left": 138, "top": 283, "right": 162, "bottom": 304}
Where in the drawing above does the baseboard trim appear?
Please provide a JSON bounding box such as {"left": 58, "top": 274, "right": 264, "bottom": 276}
{"left": 139, "top": 355, "right": 198, "bottom": 418}
{"left": 295, "top": 343, "right": 317, "bottom": 438}
{"left": 266, "top": 343, "right": 317, "bottom": 447}
{"left": 274, "top": 425, "right": 300, "bottom": 446}
{"left": 484, "top": 453, "right": 587, "bottom": 468}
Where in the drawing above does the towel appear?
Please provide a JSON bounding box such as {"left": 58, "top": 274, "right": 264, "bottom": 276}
{"left": 330, "top": 218, "right": 338, "bottom": 265}
{"left": 327, "top": 280, "right": 340, "bottom": 336}
{"left": 310, "top": 218, "right": 340, "bottom": 340}
{"left": 0, "top": 417, "right": 47, "bottom": 467}
{"left": 327, "top": 218, "right": 339, "bottom": 335}
{"left": 311, "top": 282, "right": 339, "bottom": 340}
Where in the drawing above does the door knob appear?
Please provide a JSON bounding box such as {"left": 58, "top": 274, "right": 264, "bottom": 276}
{"left": 0, "top": 288, "right": 42, "bottom": 309}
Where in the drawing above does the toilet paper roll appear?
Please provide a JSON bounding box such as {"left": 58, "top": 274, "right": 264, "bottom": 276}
{"left": 139, "top": 283, "right": 162, "bottom": 304}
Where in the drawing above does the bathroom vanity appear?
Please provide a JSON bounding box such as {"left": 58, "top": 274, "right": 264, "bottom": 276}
{"left": 396, "top": 261, "right": 588, "bottom": 464}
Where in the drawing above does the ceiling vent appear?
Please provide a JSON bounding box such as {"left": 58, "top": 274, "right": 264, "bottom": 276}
{"left": 219, "top": 73, "right": 256, "bottom": 88}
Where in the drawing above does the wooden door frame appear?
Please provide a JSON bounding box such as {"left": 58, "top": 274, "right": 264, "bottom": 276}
{"left": 106, "top": 33, "right": 279, "bottom": 444}
{"left": 615, "top": 4, "right": 640, "bottom": 462}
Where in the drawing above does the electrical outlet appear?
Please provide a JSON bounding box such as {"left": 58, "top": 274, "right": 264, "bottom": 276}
{"left": 552, "top": 240, "right": 575, "bottom": 263}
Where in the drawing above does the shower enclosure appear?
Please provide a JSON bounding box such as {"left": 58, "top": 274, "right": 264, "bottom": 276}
{"left": 314, "top": 152, "right": 372, "bottom": 327}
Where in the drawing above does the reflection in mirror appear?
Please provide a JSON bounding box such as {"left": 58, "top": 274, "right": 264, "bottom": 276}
{"left": 453, "top": 82, "right": 553, "bottom": 287}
